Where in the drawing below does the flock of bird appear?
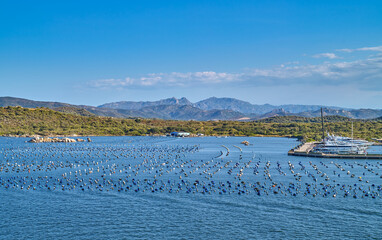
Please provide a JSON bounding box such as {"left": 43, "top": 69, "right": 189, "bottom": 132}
{"left": 1, "top": 138, "right": 382, "bottom": 199}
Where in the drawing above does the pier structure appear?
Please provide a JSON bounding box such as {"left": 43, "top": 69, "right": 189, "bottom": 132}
{"left": 288, "top": 142, "right": 382, "bottom": 159}
{"left": 288, "top": 107, "right": 382, "bottom": 159}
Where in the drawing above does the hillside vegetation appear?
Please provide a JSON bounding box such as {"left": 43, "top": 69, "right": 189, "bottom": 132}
{"left": 53, "top": 106, "right": 96, "bottom": 117}
{"left": 0, "top": 106, "right": 381, "bottom": 141}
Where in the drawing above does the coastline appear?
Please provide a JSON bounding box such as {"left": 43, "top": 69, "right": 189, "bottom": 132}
{"left": 1, "top": 107, "right": 380, "bottom": 142}
{"left": 0, "top": 134, "right": 297, "bottom": 139}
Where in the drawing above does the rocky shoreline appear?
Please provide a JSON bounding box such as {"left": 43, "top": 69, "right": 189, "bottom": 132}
{"left": 2, "top": 134, "right": 93, "bottom": 138}
{"left": 28, "top": 137, "right": 92, "bottom": 143}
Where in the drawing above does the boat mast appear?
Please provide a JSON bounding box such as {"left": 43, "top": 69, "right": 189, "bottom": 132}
{"left": 321, "top": 108, "right": 325, "bottom": 141}
{"left": 351, "top": 121, "right": 353, "bottom": 140}
{"left": 353, "top": 121, "right": 356, "bottom": 151}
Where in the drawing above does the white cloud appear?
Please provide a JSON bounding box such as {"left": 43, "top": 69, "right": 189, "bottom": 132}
{"left": 89, "top": 55, "right": 382, "bottom": 91}
{"left": 337, "top": 45, "right": 382, "bottom": 53}
{"left": 90, "top": 71, "right": 241, "bottom": 89}
{"left": 90, "top": 77, "right": 135, "bottom": 88}
{"left": 312, "top": 53, "right": 340, "bottom": 59}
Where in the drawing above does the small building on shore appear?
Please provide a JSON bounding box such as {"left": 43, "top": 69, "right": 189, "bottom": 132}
{"left": 170, "top": 132, "right": 190, "bottom": 137}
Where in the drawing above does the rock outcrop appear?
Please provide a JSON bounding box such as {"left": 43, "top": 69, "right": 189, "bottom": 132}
{"left": 28, "top": 137, "right": 78, "bottom": 143}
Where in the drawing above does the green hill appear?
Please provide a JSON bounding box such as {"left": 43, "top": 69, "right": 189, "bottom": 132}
{"left": 0, "top": 106, "right": 381, "bottom": 141}
{"left": 0, "top": 96, "right": 72, "bottom": 108}
{"left": 53, "top": 106, "right": 96, "bottom": 117}
{"left": 258, "top": 115, "right": 354, "bottom": 123}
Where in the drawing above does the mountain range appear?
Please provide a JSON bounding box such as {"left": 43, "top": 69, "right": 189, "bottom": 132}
{"left": 0, "top": 96, "right": 381, "bottom": 121}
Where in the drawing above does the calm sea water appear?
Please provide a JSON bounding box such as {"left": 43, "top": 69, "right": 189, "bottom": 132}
{"left": 1, "top": 136, "right": 382, "bottom": 240}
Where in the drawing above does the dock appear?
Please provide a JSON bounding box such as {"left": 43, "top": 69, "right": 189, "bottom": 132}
{"left": 288, "top": 142, "right": 382, "bottom": 159}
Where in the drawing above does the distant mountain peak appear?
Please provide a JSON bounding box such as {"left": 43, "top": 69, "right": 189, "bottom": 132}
{"left": 1, "top": 96, "right": 382, "bottom": 120}
{"left": 169, "top": 97, "right": 192, "bottom": 105}
{"left": 270, "top": 108, "right": 288, "bottom": 113}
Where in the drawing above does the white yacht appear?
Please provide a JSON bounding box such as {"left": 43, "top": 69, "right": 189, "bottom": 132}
{"left": 312, "top": 109, "right": 372, "bottom": 155}
{"left": 314, "top": 136, "right": 368, "bottom": 154}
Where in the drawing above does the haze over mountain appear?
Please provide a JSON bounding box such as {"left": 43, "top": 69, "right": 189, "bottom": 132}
{"left": 99, "top": 97, "right": 193, "bottom": 110}
{"left": 102, "top": 97, "right": 349, "bottom": 115}
{"left": 1, "top": 96, "right": 381, "bottom": 121}
{"left": 193, "top": 97, "right": 348, "bottom": 114}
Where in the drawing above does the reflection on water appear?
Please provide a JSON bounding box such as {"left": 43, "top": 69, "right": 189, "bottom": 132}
{"left": 1, "top": 136, "right": 382, "bottom": 239}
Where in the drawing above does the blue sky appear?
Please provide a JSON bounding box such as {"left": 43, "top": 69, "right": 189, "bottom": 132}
{"left": 1, "top": 0, "right": 382, "bottom": 108}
